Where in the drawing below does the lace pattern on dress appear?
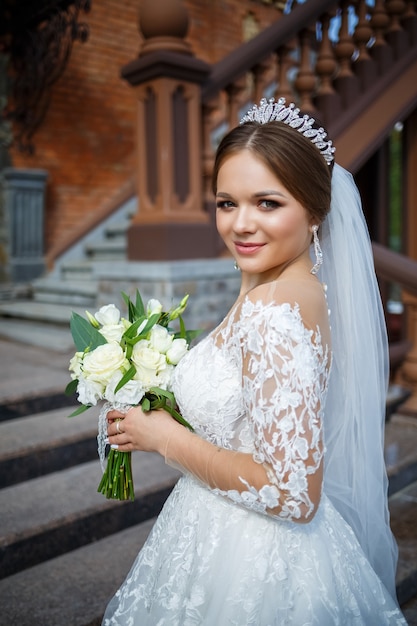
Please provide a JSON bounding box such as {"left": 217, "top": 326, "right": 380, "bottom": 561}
{"left": 102, "top": 297, "right": 408, "bottom": 626}
{"left": 174, "top": 297, "right": 330, "bottom": 523}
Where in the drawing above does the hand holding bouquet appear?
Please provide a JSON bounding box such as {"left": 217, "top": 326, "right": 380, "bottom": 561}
{"left": 65, "top": 290, "right": 200, "bottom": 501}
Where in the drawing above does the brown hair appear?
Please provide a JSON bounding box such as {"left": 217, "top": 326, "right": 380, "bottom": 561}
{"left": 212, "top": 121, "right": 333, "bottom": 224}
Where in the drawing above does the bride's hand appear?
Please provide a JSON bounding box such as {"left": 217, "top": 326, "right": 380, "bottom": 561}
{"left": 107, "top": 406, "right": 181, "bottom": 455}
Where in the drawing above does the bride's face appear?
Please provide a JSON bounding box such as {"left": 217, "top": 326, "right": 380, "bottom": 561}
{"left": 215, "top": 149, "right": 313, "bottom": 284}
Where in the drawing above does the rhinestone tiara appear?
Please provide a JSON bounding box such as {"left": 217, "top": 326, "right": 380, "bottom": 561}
{"left": 240, "top": 97, "right": 335, "bottom": 165}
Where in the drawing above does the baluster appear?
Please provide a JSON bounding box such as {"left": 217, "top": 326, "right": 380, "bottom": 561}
{"left": 315, "top": 11, "right": 341, "bottom": 126}
{"left": 386, "top": 0, "right": 408, "bottom": 56}
{"left": 402, "top": 0, "right": 417, "bottom": 43}
{"left": 274, "top": 42, "right": 297, "bottom": 103}
{"left": 370, "top": 0, "right": 393, "bottom": 71}
{"left": 252, "top": 56, "right": 274, "bottom": 104}
{"left": 202, "top": 98, "right": 219, "bottom": 204}
{"left": 294, "top": 27, "right": 317, "bottom": 114}
{"left": 225, "top": 77, "right": 247, "bottom": 128}
{"left": 334, "top": 1, "right": 359, "bottom": 109}
{"left": 353, "top": 0, "right": 377, "bottom": 89}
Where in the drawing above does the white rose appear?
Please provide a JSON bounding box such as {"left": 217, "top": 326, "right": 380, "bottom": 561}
{"left": 166, "top": 338, "right": 188, "bottom": 365}
{"left": 104, "top": 371, "right": 144, "bottom": 405}
{"left": 76, "top": 376, "right": 104, "bottom": 405}
{"left": 69, "top": 351, "right": 83, "bottom": 379}
{"left": 99, "top": 323, "right": 125, "bottom": 343}
{"left": 147, "top": 299, "right": 163, "bottom": 317}
{"left": 153, "top": 363, "right": 175, "bottom": 391}
{"left": 149, "top": 325, "right": 173, "bottom": 354}
{"left": 95, "top": 304, "right": 121, "bottom": 326}
{"left": 83, "top": 342, "right": 128, "bottom": 385}
{"left": 121, "top": 317, "right": 132, "bottom": 331}
{"left": 131, "top": 340, "right": 167, "bottom": 388}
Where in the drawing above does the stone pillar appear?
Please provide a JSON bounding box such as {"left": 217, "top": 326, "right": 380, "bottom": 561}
{"left": 121, "top": 0, "right": 213, "bottom": 260}
{"left": 0, "top": 168, "right": 48, "bottom": 282}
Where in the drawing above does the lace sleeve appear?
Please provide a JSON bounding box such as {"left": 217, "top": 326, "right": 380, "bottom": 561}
{"left": 213, "top": 299, "right": 328, "bottom": 522}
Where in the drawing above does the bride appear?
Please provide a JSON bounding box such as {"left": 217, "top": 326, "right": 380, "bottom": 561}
{"left": 102, "top": 98, "right": 407, "bottom": 625}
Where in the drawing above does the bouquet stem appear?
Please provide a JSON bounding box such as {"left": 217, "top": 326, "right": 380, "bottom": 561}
{"left": 97, "top": 449, "right": 134, "bottom": 501}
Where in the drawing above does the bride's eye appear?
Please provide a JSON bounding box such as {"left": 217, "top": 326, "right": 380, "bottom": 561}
{"left": 216, "top": 200, "right": 235, "bottom": 210}
{"left": 259, "top": 199, "right": 280, "bottom": 210}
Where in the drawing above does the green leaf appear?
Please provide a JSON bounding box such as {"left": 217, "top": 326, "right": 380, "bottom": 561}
{"left": 157, "top": 314, "right": 168, "bottom": 328}
{"left": 141, "top": 397, "right": 151, "bottom": 412}
{"left": 122, "top": 315, "right": 147, "bottom": 340}
{"left": 149, "top": 386, "right": 176, "bottom": 404}
{"left": 174, "top": 328, "right": 203, "bottom": 343}
{"left": 134, "top": 290, "right": 145, "bottom": 317}
{"left": 70, "top": 312, "right": 107, "bottom": 352}
{"left": 121, "top": 292, "right": 137, "bottom": 323}
{"left": 121, "top": 291, "right": 130, "bottom": 310}
{"left": 114, "top": 364, "right": 137, "bottom": 393}
{"left": 68, "top": 403, "right": 91, "bottom": 417}
{"left": 147, "top": 393, "right": 164, "bottom": 410}
{"left": 121, "top": 290, "right": 146, "bottom": 322}
{"left": 65, "top": 378, "right": 78, "bottom": 396}
{"left": 129, "top": 313, "right": 161, "bottom": 345}
{"left": 166, "top": 405, "right": 194, "bottom": 430}
{"left": 186, "top": 328, "right": 203, "bottom": 342}
{"left": 142, "top": 388, "right": 193, "bottom": 430}
{"left": 178, "top": 315, "right": 186, "bottom": 339}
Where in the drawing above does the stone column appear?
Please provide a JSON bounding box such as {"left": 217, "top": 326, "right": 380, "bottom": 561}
{"left": 121, "top": 0, "right": 213, "bottom": 260}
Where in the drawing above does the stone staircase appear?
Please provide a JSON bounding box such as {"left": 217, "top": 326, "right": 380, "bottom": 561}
{"left": 0, "top": 387, "right": 181, "bottom": 625}
{"left": 0, "top": 336, "right": 416, "bottom": 625}
{"left": 0, "top": 197, "right": 135, "bottom": 352}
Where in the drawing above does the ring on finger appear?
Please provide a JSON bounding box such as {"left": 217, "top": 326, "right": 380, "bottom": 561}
{"left": 116, "top": 421, "right": 123, "bottom": 434}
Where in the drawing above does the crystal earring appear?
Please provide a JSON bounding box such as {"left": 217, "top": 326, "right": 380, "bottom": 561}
{"left": 310, "top": 225, "right": 323, "bottom": 275}
{"left": 233, "top": 260, "right": 240, "bottom": 271}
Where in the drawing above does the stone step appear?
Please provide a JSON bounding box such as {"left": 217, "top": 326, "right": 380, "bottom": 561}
{"left": 0, "top": 301, "right": 86, "bottom": 354}
{"left": 0, "top": 283, "right": 32, "bottom": 301}
{"left": 386, "top": 383, "right": 412, "bottom": 421}
{"left": 0, "top": 451, "right": 180, "bottom": 579}
{"left": 32, "top": 278, "right": 98, "bottom": 307}
{"left": 0, "top": 338, "right": 76, "bottom": 419}
{"left": 105, "top": 220, "right": 129, "bottom": 239}
{"left": 0, "top": 300, "right": 85, "bottom": 326}
{"left": 0, "top": 516, "right": 156, "bottom": 626}
{"left": 61, "top": 260, "right": 95, "bottom": 282}
{"left": 381, "top": 414, "right": 417, "bottom": 610}
{"left": 85, "top": 239, "right": 126, "bottom": 260}
{"left": 0, "top": 317, "right": 75, "bottom": 354}
{"left": 402, "top": 593, "right": 417, "bottom": 625}
{"left": 390, "top": 480, "right": 417, "bottom": 607}
{"left": 0, "top": 406, "right": 98, "bottom": 487}
{"left": 385, "top": 414, "right": 417, "bottom": 495}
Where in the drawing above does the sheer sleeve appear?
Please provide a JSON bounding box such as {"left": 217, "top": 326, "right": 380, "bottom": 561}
{"left": 229, "top": 298, "right": 328, "bottom": 521}
{"left": 165, "top": 296, "right": 330, "bottom": 524}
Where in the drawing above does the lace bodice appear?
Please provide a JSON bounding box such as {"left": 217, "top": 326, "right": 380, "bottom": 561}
{"left": 172, "top": 295, "right": 330, "bottom": 522}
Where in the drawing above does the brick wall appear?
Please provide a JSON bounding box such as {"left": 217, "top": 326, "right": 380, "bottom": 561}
{"left": 8, "top": 0, "right": 281, "bottom": 259}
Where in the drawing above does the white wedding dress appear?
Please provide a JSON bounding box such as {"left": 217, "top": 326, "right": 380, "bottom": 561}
{"left": 102, "top": 292, "right": 407, "bottom": 625}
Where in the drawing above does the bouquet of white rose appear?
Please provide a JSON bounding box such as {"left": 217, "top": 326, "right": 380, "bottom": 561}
{"left": 65, "top": 290, "right": 199, "bottom": 501}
